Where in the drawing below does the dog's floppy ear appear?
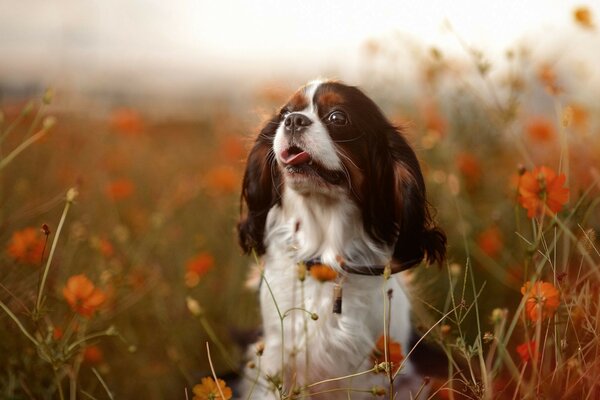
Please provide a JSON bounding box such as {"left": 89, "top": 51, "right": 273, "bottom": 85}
{"left": 387, "top": 128, "right": 446, "bottom": 270}
{"left": 237, "top": 116, "right": 281, "bottom": 255}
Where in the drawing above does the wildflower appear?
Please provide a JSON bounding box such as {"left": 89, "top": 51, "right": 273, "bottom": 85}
{"left": 192, "top": 377, "right": 232, "bottom": 400}
{"left": 372, "top": 335, "right": 404, "bottom": 374}
{"left": 83, "top": 346, "right": 104, "bottom": 364}
{"left": 7, "top": 227, "right": 46, "bottom": 265}
{"left": 421, "top": 101, "right": 446, "bottom": 137}
{"left": 204, "top": 166, "right": 239, "bottom": 195}
{"left": 53, "top": 327, "right": 63, "bottom": 340}
{"left": 573, "top": 6, "right": 594, "bottom": 29}
{"left": 490, "top": 308, "right": 508, "bottom": 324}
{"left": 566, "top": 104, "right": 589, "bottom": 134}
{"left": 440, "top": 324, "right": 452, "bottom": 339}
{"left": 518, "top": 166, "right": 569, "bottom": 218}
{"left": 105, "top": 178, "right": 135, "bottom": 201}
{"left": 537, "top": 64, "right": 561, "bottom": 95}
{"left": 185, "top": 252, "right": 215, "bottom": 287}
{"left": 516, "top": 340, "right": 537, "bottom": 363}
{"left": 62, "top": 274, "right": 107, "bottom": 318}
{"left": 309, "top": 264, "right": 338, "bottom": 282}
{"left": 186, "top": 296, "right": 204, "bottom": 317}
{"left": 370, "top": 386, "right": 386, "bottom": 396}
{"left": 109, "top": 108, "right": 144, "bottom": 135}
{"left": 456, "top": 152, "right": 481, "bottom": 186}
{"left": 521, "top": 281, "right": 560, "bottom": 322}
{"left": 476, "top": 226, "right": 503, "bottom": 258}
{"left": 525, "top": 116, "right": 555, "bottom": 142}
{"left": 91, "top": 237, "right": 114, "bottom": 258}
{"left": 219, "top": 135, "right": 246, "bottom": 164}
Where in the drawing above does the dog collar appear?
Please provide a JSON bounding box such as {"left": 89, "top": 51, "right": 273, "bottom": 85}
{"left": 304, "top": 257, "right": 403, "bottom": 276}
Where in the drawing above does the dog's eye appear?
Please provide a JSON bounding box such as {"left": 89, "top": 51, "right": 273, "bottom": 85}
{"left": 327, "top": 111, "right": 348, "bottom": 125}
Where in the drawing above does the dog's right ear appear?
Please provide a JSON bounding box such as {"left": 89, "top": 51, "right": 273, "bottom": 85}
{"left": 238, "top": 116, "right": 281, "bottom": 255}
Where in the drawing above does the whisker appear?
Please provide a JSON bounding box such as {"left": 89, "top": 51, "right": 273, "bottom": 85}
{"left": 332, "top": 133, "right": 366, "bottom": 143}
{"left": 336, "top": 148, "right": 361, "bottom": 172}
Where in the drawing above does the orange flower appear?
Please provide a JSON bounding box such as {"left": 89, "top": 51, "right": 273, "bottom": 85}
{"left": 573, "top": 6, "right": 594, "bottom": 29}
{"left": 309, "top": 264, "right": 338, "bottom": 282}
{"left": 83, "top": 346, "right": 104, "bottom": 364}
{"left": 421, "top": 101, "right": 446, "bottom": 136}
{"left": 109, "top": 108, "right": 144, "bottom": 135}
{"left": 567, "top": 104, "right": 589, "bottom": 133}
{"left": 521, "top": 281, "right": 560, "bottom": 322}
{"left": 185, "top": 252, "right": 215, "bottom": 287}
{"left": 476, "top": 226, "right": 503, "bottom": 258}
{"left": 537, "top": 64, "right": 561, "bottom": 95}
{"left": 91, "top": 237, "right": 114, "bottom": 258}
{"left": 62, "top": 274, "right": 107, "bottom": 318}
{"left": 192, "top": 377, "right": 232, "bottom": 400}
{"left": 7, "top": 227, "right": 46, "bottom": 264}
{"left": 372, "top": 335, "right": 404, "bottom": 374}
{"left": 204, "top": 166, "right": 239, "bottom": 195}
{"left": 105, "top": 178, "right": 135, "bottom": 201}
{"left": 516, "top": 340, "right": 537, "bottom": 363}
{"left": 518, "top": 166, "right": 569, "bottom": 218}
{"left": 53, "top": 327, "right": 63, "bottom": 340}
{"left": 525, "top": 116, "right": 555, "bottom": 142}
{"left": 219, "top": 135, "right": 246, "bottom": 164}
{"left": 456, "top": 152, "right": 481, "bottom": 185}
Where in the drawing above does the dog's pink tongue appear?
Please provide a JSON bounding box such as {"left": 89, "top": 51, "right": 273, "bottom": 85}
{"left": 281, "top": 149, "right": 311, "bottom": 165}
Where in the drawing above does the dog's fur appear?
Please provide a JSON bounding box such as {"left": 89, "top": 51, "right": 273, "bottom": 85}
{"left": 237, "top": 80, "right": 446, "bottom": 399}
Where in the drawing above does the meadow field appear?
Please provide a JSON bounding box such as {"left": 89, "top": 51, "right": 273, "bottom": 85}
{"left": 1, "top": 9, "right": 600, "bottom": 400}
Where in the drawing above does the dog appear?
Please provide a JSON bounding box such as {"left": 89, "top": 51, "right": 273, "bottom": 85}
{"left": 237, "top": 80, "right": 446, "bottom": 399}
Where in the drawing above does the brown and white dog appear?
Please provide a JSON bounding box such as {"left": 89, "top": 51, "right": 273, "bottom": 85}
{"left": 238, "top": 80, "right": 446, "bottom": 399}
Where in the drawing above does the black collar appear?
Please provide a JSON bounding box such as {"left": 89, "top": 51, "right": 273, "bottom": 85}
{"left": 304, "top": 257, "right": 401, "bottom": 276}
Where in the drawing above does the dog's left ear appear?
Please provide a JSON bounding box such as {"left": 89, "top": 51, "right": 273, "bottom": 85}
{"left": 387, "top": 128, "right": 446, "bottom": 270}
{"left": 237, "top": 116, "right": 281, "bottom": 256}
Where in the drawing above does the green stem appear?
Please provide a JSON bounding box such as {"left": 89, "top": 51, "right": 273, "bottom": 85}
{"left": 0, "top": 299, "right": 39, "bottom": 346}
{"left": 35, "top": 190, "right": 75, "bottom": 316}
{"left": 66, "top": 329, "right": 116, "bottom": 354}
{"left": 304, "top": 367, "right": 376, "bottom": 389}
{"left": 0, "top": 128, "right": 48, "bottom": 170}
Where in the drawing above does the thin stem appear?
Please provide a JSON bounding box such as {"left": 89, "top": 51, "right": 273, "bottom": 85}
{"left": 92, "top": 368, "right": 114, "bottom": 400}
{"left": 66, "top": 328, "right": 116, "bottom": 354}
{"left": 206, "top": 342, "right": 227, "bottom": 400}
{"left": 53, "top": 368, "right": 66, "bottom": 400}
{"left": 393, "top": 305, "right": 461, "bottom": 380}
{"left": 0, "top": 299, "right": 39, "bottom": 346}
{"left": 35, "top": 189, "right": 76, "bottom": 316}
{"left": 245, "top": 356, "right": 262, "bottom": 400}
{"left": 0, "top": 128, "right": 48, "bottom": 170}
{"left": 304, "top": 367, "right": 376, "bottom": 389}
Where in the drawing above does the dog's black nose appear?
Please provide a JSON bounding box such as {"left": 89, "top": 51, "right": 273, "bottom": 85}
{"left": 284, "top": 113, "right": 312, "bottom": 134}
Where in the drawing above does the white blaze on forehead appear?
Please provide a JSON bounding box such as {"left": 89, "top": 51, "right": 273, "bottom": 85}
{"left": 273, "top": 80, "right": 342, "bottom": 172}
{"left": 303, "top": 79, "right": 322, "bottom": 114}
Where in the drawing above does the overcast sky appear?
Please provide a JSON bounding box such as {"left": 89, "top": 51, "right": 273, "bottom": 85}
{"left": 0, "top": 0, "right": 598, "bottom": 94}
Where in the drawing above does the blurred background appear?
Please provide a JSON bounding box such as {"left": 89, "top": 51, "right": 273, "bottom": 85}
{"left": 1, "top": 1, "right": 599, "bottom": 399}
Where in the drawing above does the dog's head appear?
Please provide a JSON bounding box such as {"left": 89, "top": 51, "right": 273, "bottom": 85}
{"left": 238, "top": 80, "right": 445, "bottom": 270}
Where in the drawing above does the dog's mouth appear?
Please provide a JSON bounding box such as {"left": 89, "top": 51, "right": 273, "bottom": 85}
{"left": 281, "top": 145, "right": 311, "bottom": 166}
{"left": 280, "top": 146, "right": 343, "bottom": 185}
